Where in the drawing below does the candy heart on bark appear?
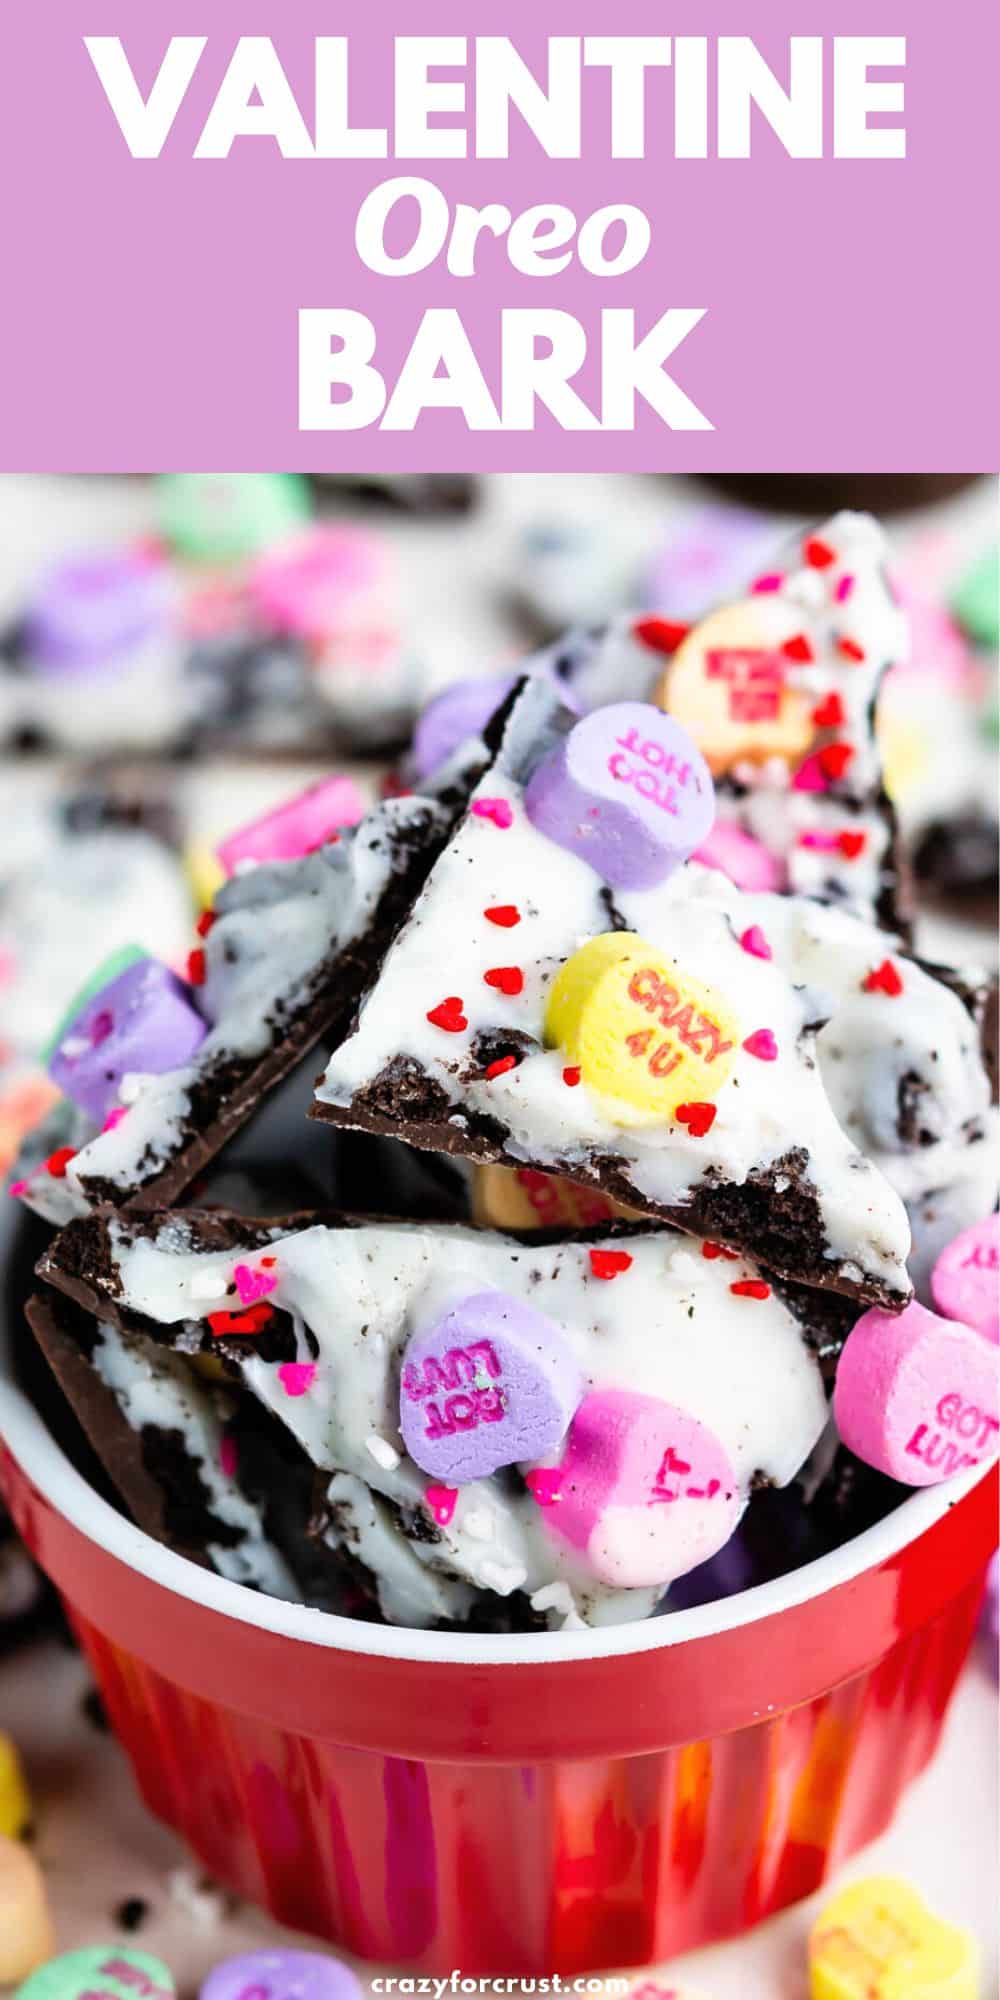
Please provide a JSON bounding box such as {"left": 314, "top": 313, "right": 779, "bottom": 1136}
{"left": 400, "top": 1290, "right": 583, "bottom": 1484}
{"left": 524, "top": 702, "right": 715, "bottom": 890}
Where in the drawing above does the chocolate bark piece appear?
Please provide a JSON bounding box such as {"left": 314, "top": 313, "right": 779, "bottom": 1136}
{"left": 16, "top": 793, "right": 460, "bottom": 1226}
{"left": 38, "top": 1205, "right": 833, "bottom": 1627}
{"left": 311, "top": 678, "right": 945, "bottom": 1305}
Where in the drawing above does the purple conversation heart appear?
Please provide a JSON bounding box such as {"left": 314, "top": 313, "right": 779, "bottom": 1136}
{"left": 49, "top": 955, "right": 207, "bottom": 1125}
{"left": 410, "top": 673, "right": 520, "bottom": 783}
{"left": 399, "top": 1289, "right": 583, "bottom": 1484}
{"left": 26, "top": 548, "right": 173, "bottom": 675}
{"left": 524, "top": 702, "right": 715, "bottom": 890}
{"left": 200, "top": 1950, "right": 363, "bottom": 2000}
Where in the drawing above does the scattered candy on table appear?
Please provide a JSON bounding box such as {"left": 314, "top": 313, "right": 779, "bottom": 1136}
{"left": 809, "top": 1875, "right": 979, "bottom": 1999}
{"left": 0, "top": 1833, "right": 54, "bottom": 1986}
{"left": 14, "top": 1946, "right": 175, "bottom": 2000}
{"left": 524, "top": 703, "right": 715, "bottom": 890}
{"left": 399, "top": 1289, "right": 583, "bottom": 1483}
{"left": 215, "top": 776, "right": 367, "bottom": 875}
{"left": 248, "top": 525, "right": 380, "bottom": 641}
{"left": 833, "top": 1301, "right": 1000, "bottom": 1485}
{"left": 0, "top": 1731, "right": 31, "bottom": 1839}
{"left": 931, "top": 1215, "right": 999, "bottom": 1345}
{"left": 24, "top": 549, "right": 173, "bottom": 676}
{"left": 156, "top": 474, "right": 312, "bottom": 566}
{"left": 950, "top": 544, "right": 999, "bottom": 651}
{"left": 199, "top": 1947, "right": 364, "bottom": 2000}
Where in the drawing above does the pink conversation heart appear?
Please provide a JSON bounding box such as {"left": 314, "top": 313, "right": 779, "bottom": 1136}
{"left": 692, "top": 818, "right": 785, "bottom": 893}
{"left": 931, "top": 1215, "right": 999, "bottom": 1345}
{"left": 834, "top": 1301, "right": 1000, "bottom": 1485}
{"left": 524, "top": 703, "right": 715, "bottom": 891}
{"left": 540, "top": 1389, "right": 741, "bottom": 1589}
{"left": 217, "top": 776, "right": 365, "bottom": 875}
{"left": 233, "top": 1263, "right": 278, "bottom": 1305}
{"left": 250, "top": 525, "right": 380, "bottom": 640}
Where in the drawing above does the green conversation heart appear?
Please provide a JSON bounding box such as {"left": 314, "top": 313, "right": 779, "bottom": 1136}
{"left": 156, "top": 474, "right": 311, "bottom": 564}
{"left": 15, "top": 1946, "right": 175, "bottom": 2000}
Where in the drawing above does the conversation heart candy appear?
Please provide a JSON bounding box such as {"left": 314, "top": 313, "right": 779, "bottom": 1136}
{"left": 525, "top": 703, "right": 715, "bottom": 889}
{"left": 15, "top": 1946, "right": 175, "bottom": 2000}
{"left": 653, "top": 599, "right": 818, "bottom": 775}
{"left": 931, "top": 1215, "right": 999, "bottom": 1344}
{"left": 0, "top": 1733, "right": 31, "bottom": 1840}
{"left": 0, "top": 1834, "right": 54, "bottom": 1986}
{"left": 48, "top": 954, "right": 206, "bottom": 1126}
{"left": 692, "top": 817, "right": 786, "bottom": 893}
{"left": 25, "top": 549, "right": 172, "bottom": 674}
{"left": 249, "top": 526, "right": 380, "bottom": 640}
{"left": 156, "top": 474, "right": 311, "bottom": 565}
{"left": 545, "top": 932, "right": 740, "bottom": 1128}
{"left": 200, "top": 1949, "right": 363, "bottom": 2000}
{"left": 216, "top": 776, "right": 366, "bottom": 876}
{"left": 809, "top": 1875, "right": 978, "bottom": 2000}
{"left": 833, "top": 1301, "right": 1000, "bottom": 1486}
{"left": 471, "top": 1163, "right": 640, "bottom": 1232}
{"left": 399, "top": 1290, "right": 583, "bottom": 1484}
{"left": 950, "top": 544, "right": 999, "bottom": 651}
{"left": 541, "top": 1389, "right": 741, "bottom": 1590}
{"left": 410, "top": 673, "right": 520, "bottom": 782}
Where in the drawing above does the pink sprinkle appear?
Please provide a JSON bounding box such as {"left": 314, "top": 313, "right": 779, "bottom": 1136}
{"left": 277, "top": 1361, "right": 317, "bottom": 1398}
{"left": 471, "top": 797, "right": 514, "bottom": 830}
{"left": 751, "top": 572, "right": 784, "bottom": 594}
{"left": 798, "top": 830, "right": 839, "bottom": 852}
{"left": 425, "top": 1483, "right": 458, "bottom": 1527}
{"left": 743, "top": 1029, "right": 778, "bottom": 1062}
{"left": 7, "top": 1180, "right": 27, "bottom": 1199}
{"left": 101, "top": 1106, "right": 129, "bottom": 1133}
{"left": 219, "top": 1434, "right": 239, "bottom": 1479}
{"left": 525, "top": 1468, "right": 563, "bottom": 1507}
{"left": 233, "top": 1262, "right": 279, "bottom": 1306}
{"left": 792, "top": 752, "right": 831, "bottom": 794}
{"left": 835, "top": 574, "right": 856, "bottom": 602}
{"left": 739, "top": 925, "right": 772, "bottom": 961}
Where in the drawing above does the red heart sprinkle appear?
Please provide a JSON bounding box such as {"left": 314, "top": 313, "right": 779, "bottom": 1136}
{"left": 186, "top": 948, "right": 206, "bottom": 986}
{"left": 195, "top": 909, "right": 216, "bottom": 938}
{"left": 525, "top": 1468, "right": 563, "bottom": 1507}
{"left": 427, "top": 997, "right": 468, "bottom": 1032}
{"left": 730, "top": 1279, "right": 772, "bottom": 1300}
{"left": 484, "top": 904, "right": 521, "bottom": 927}
{"left": 803, "top": 536, "right": 836, "bottom": 569}
{"left": 484, "top": 966, "right": 524, "bottom": 996}
{"left": 837, "top": 635, "right": 866, "bottom": 662}
{"left": 837, "top": 830, "right": 867, "bottom": 859}
{"left": 819, "top": 742, "right": 855, "bottom": 781}
{"left": 207, "top": 1303, "right": 274, "bottom": 1337}
{"left": 782, "top": 632, "right": 815, "bottom": 663}
{"left": 702, "top": 1241, "right": 739, "bottom": 1261}
{"left": 484, "top": 1055, "right": 519, "bottom": 1080}
{"left": 675, "top": 1101, "right": 717, "bottom": 1138}
{"left": 632, "top": 615, "right": 690, "bottom": 655}
{"left": 811, "top": 692, "right": 845, "bottom": 730}
{"left": 589, "top": 1249, "right": 634, "bottom": 1280}
{"left": 562, "top": 1066, "right": 582, "bottom": 1087}
{"left": 45, "top": 1147, "right": 77, "bottom": 1179}
{"left": 863, "top": 959, "right": 904, "bottom": 997}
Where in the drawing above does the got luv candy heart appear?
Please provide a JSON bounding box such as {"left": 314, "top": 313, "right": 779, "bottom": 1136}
{"left": 399, "top": 1290, "right": 583, "bottom": 1483}
{"left": 834, "top": 1299, "right": 999, "bottom": 1486}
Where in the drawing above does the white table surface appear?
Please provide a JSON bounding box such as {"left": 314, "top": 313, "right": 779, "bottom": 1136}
{"left": 0, "top": 471, "right": 997, "bottom": 1995}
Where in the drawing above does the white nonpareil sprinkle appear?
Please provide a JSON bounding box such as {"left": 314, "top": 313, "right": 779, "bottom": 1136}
{"left": 118, "top": 1072, "right": 155, "bottom": 1106}
{"left": 188, "top": 1270, "right": 229, "bottom": 1301}
{"left": 479, "top": 1558, "right": 527, "bottom": 1596}
{"left": 365, "top": 1433, "right": 400, "bottom": 1471}
{"left": 667, "top": 1250, "right": 703, "bottom": 1281}
{"left": 461, "top": 1508, "right": 494, "bottom": 1541}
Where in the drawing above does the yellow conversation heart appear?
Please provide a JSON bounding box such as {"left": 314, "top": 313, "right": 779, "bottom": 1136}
{"left": 0, "top": 1833, "right": 54, "bottom": 1984}
{"left": 0, "top": 1733, "right": 31, "bottom": 1841}
{"left": 545, "top": 932, "right": 739, "bottom": 1128}
{"left": 809, "top": 1875, "right": 979, "bottom": 2000}
{"left": 183, "top": 841, "right": 225, "bottom": 910}
{"left": 471, "top": 1163, "right": 641, "bottom": 1232}
{"left": 654, "top": 600, "right": 817, "bottom": 776}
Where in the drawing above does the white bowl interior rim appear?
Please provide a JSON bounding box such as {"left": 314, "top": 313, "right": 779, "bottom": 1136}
{"left": 1, "top": 1308, "right": 991, "bottom": 1666}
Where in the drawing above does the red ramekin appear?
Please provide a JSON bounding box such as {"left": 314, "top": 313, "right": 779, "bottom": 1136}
{"left": 1, "top": 1338, "right": 995, "bottom": 1976}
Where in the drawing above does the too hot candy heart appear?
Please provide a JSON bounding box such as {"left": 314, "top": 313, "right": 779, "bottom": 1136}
{"left": 539, "top": 1389, "right": 741, "bottom": 1590}
{"left": 199, "top": 1948, "right": 364, "bottom": 2000}
{"left": 931, "top": 1214, "right": 999, "bottom": 1345}
{"left": 524, "top": 702, "right": 715, "bottom": 890}
{"left": 833, "top": 1300, "right": 999, "bottom": 1486}
{"left": 47, "top": 953, "right": 207, "bottom": 1128}
{"left": 809, "top": 1875, "right": 978, "bottom": 1999}
{"left": 545, "top": 931, "right": 740, "bottom": 1128}
{"left": 399, "top": 1290, "right": 583, "bottom": 1484}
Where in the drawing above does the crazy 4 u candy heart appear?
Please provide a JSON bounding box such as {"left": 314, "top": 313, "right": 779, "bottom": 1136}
{"left": 931, "top": 1214, "right": 999, "bottom": 1345}
{"left": 833, "top": 1300, "right": 1000, "bottom": 1485}
{"left": 399, "top": 1289, "right": 583, "bottom": 1484}
{"left": 47, "top": 953, "right": 206, "bottom": 1127}
{"left": 809, "top": 1875, "right": 978, "bottom": 1999}
{"left": 545, "top": 931, "right": 740, "bottom": 1128}
{"left": 200, "top": 1949, "right": 363, "bottom": 2000}
{"left": 524, "top": 702, "right": 715, "bottom": 889}
{"left": 538, "top": 1389, "right": 741, "bottom": 1590}
{"left": 216, "top": 775, "right": 366, "bottom": 875}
